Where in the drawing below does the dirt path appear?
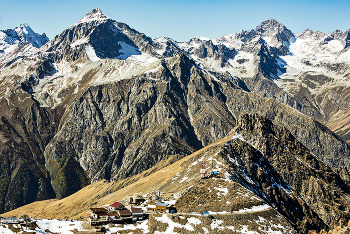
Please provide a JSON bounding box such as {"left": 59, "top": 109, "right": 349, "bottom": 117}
{"left": 33, "top": 200, "right": 55, "bottom": 218}
{"left": 152, "top": 205, "right": 273, "bottom": 217}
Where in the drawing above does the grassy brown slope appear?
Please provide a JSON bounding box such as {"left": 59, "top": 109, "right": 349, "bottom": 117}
{"left": 327, "top": 110, "right": 350, "bottom": 144}
{"left": 175, "top": 177, "right": 264, "bottom": 213}
{"left": 1, "top": 132, "right": 234, "bottom": 219}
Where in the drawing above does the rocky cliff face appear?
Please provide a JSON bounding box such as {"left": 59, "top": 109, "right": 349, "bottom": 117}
{"left": 223, "top": 88, "right": 350, "bottom": 170}
{"left": 220, "top": 113, "right": 350, "bottom": 232}
{"left": 43, "top": 53, "right": 239, "bottom": 198}
{"left": 39, "top": 52, "right": 350, "bottom": 202}
{"left": 0, "top": 88, "right": 56, "bottom": 212}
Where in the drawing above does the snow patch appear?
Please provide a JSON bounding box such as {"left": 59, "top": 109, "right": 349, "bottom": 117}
{"left": 115, "top": 41, "right": 141, "bottom": 60}
{"left": 179, "top": 176, "right": 188, "bottom": 183}
{"left": 276, "top": 34, "right": 350, "bottom": 92}
{"left": 187, "top": 217, "right": 201, "bottom": 225}
{"left": 35, "top": 219, "right": 84, "bottom": 234}
{"left": 108, "top": 220, "right": 149, "bottom": 233}
{"left": 85, "top": 44, "right": 100, "bottom": 62}
{"left": 214, "top": 187, "right": 229, "bottom": 195}
{"left": 238, "top": 204, "right": 271, "bottom": 212}
{"left": 70, "top": 37, "right": 89, "bottom": 48}
{"left": 155, "top": 214, "right": 196, "bottom": 233}
{"left": 210, "top": 219, "right": 224, "bottom": 230}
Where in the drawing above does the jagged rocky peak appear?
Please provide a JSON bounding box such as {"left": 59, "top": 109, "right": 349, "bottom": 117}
{"left": 0, "top": 23, "right": 49, "bottom": 48}
{"left": 298, "top": 29, "right": 326, "bottom": 40}
{"left": 50, "top": 8, "right": 112, "bottom": 49}
{"left": 234, "top": 29, "right": 258, "bottom": 42}
{"left": 344, "top": 29, "right": 350, "bottom": 40}
{"left": 73, "top": 8, "right": 108, "bottom": 26}
{"left": 328, "top": 29, "right": 344, "bottom": 39}
{"left": 42, "top": 8, "right": 144, "bottom": 62}
{"left": 299, "top": 28, "right": 313, "bottom": 37}
{"left": 256, "top": 18, "right": 294, "bottom": 42}
{"left": 321, "top": 29, "right": 347, "bottom": 46}
{"left": 256, "top": 18, "right": 287, "bottom": 34}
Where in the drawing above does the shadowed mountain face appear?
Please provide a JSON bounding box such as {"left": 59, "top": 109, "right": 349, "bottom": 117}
{"left": 0, "top": 88, "right": 57, "bottom": 212}
{"left": 220, "top": 114, "right": 350, "bottom": 232}
{"left": 0, "top": 9, "right": 349, "bottom": 229}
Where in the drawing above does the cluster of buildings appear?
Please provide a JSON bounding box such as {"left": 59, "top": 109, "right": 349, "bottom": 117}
{"left": 89, "top": 201, "right": 144, "bottom": 225}
{"left": 89, "top": 195, "right": 177, "bottom": 225}
{"left": 0, "top": 215, "right": 31, "bottom": 224}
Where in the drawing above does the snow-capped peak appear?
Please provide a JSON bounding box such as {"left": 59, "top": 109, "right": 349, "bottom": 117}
{"left": 193, "top": 36, "right": 211, "bottom": 41}
{"left": 14, "top": 23, "right": 49, "bottom": 48}
{"left": 256, "top": 18, "right": 286, "bottom": 34}
{"left": 325, "top": 30, "right": 344, "bottom": 41}
{"left": 0, "top": 23, "right": 48, "bottom": 48}
{"left": 71, "top": 8, "right": 108, "bottom": 27}
{"left": 297, "top": 29, "right": 325, "bottom": 40}
{"left": 344, "top": 29, "right": 350, "bottom": 41}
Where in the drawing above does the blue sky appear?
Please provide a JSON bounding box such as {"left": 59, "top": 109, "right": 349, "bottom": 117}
{"left": 1, "top": 0, "right": 349, "bottom": 42}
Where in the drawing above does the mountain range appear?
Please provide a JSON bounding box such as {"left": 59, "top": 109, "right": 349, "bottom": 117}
{"left": 0, "top": 8, "right": 349, "bottom": 233}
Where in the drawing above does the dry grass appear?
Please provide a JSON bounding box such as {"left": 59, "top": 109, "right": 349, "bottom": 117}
{"left": 1, "top": 132, "right": 235, "bottom": 219}
{"left": 1, "top": 128, "right": 296, "bottom": 232}
{"left": 327, "top": 110, "right": 350, "bottom": 143}
{"left": 175, "top": 177, "right": 264, "bottom": 213}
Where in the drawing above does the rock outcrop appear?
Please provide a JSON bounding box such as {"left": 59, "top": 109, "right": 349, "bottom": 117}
{"left": 0, "top": 88, "right": 56, "bottom": 213}
{"left": 220, "top": 113, "right": 350, "bottom": 232}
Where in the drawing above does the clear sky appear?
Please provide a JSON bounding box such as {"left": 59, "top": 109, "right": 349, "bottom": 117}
{"left": 1, "top": 0, "right": 349, "bottom": 42}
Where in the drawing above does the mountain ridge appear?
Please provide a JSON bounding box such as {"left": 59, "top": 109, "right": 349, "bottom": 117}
{"left": 2, "top": 113, "right": 349, "bottom": 233}
{"left": 0, "top": 10, "right": 349, "bottom": 233}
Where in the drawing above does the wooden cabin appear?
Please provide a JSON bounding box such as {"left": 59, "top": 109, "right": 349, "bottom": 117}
{"left": 107, "top": 212, "right": 119, "bottom": 222}
{"left": 118, "top": 210, "right": 132, "bottom": 221}
{"left": 156, "top": 203, "right": 168, "bottom": 213}
{"left": 89, "top": 208, "right": 109, "bottom": 225}
{"left": 146, "top": 203, "right": 175, "bottom": 213}
{"left": 156, "top": 203, "right": 176, "bottom": 213}
{"left": 131, "top": 208, "right": 144, "bottom": 220}
{"left": 129, "top": 196, "right": 145, "bottom": 205}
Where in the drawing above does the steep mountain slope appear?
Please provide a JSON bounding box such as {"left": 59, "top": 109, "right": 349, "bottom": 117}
{"left": 43, "top": 53, "right": 239, "bottom": 197}
{"left": 0, "top": 8, "right": 349, "bottom": 217}
{"left": 276, "top": 29, "right": 350, "bottom": 142}
{"left": 3, "top": 113, "right": 349, "bottom": 233}
{"left": 221, "top": 114, "right": 350, "bottom": 230}
{"left": 224, "top": 88, "right": 350, "bottom": 170}
{"left": 40, "top": 49, "right": 349, "bottom": 201}
{"left": 179, "top": 19, "right": 350, "bottom": 144}
{"left": 0, "top": 87, "right": 56, "bottom": 212}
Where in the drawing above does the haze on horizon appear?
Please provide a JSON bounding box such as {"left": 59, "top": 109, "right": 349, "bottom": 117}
{"left": 0, "top": 0, "right": 349, "bottom": 42}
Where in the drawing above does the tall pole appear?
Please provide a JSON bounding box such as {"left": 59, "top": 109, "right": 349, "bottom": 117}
{"left": 212, "top": 159, "right": 213, "bottom": 174}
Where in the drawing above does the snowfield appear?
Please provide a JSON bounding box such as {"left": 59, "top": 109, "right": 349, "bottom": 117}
{"left": 0, "top": 219, "right": 84, "bottom": 234}
{"left": 0, "top": 219, "right": 150, "bottom": 234}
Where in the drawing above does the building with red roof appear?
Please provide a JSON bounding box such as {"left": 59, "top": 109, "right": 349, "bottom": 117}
{"left": 108, "top": 201, "right": 125, "bottom": 211}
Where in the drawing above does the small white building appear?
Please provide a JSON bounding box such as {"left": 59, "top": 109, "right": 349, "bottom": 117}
{"left": 2, "top": 217, "right": 19, "bottom": 224}
{"left": 147, "top": 204, "right": 156, "bottom": 212}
